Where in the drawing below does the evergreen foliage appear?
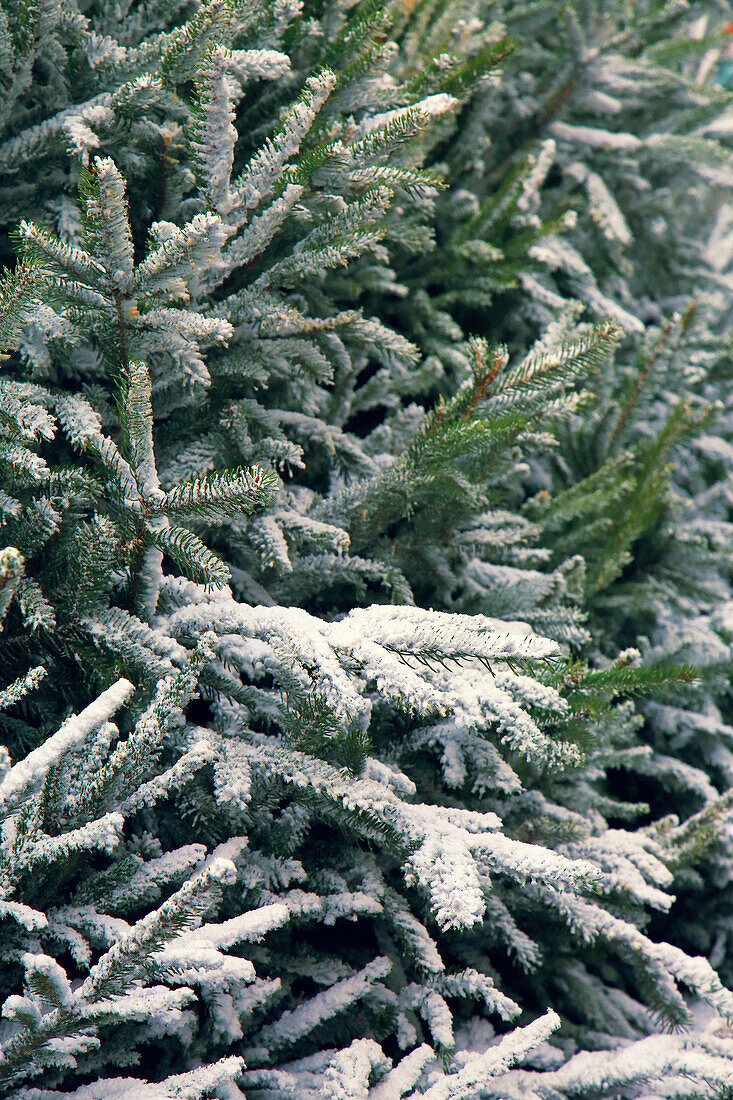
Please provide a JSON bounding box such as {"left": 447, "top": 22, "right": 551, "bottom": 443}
{"left": 0, "top": 1, "right": 733, "bottom": 1097}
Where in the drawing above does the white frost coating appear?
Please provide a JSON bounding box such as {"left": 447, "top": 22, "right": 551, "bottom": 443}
{"left": 530, "top": 236, "right": 592, "bottom": 278}
{"left": 244, "top": 740, "right": 502, "bottom": 931}
{"left": 516, "top": 139, "right": 555, "bottom": 214}
{"left": 585, "top": 170, "right": 632, "bottom": 245}
{"left": 321, "top": 1039, "right": 389, "bottom": 1099}
{"left": 584, "top": 88, "right": 622, "bottom": 114}
{"left": 105, "top": 844, "right": 208, "bottom": 910}
{"left": 166, "top": 593, "right": 595, "bottom": 928}
{"left": 583, "top": 283, "right": 645, "bottom": 333}
{"left": 28, "top": 812, "right": 125, "bottom": 860}
{"left": 0, "top": 380, "right": 56, "bottom": 441}
{"left": 529, "top": 1033, "right": 733, "bottom": 1093}
{"left": 0, "top": 666, "right": 47, "bottom": 714}
{"left": 369, "top": 1044, "right": 434, "bottom": 1099}
{"left": 439, "top": 968, "right": 520, "bottom": 1022}
{"left": 0, "top": 88, "right": 116, "bottom": 174}
{"left": 492, "top": 670, "right": 567, "bottom": 716}
{"left": 233, "top": 70, "right": 337, "bottom": 213}
{"left": 275, "top": 510, "right": 351, "bottom": 557}
{"left": 343, "top": 635, "right": 449, "bottom": 717}
{"left": 0, "top": 898, "right": 47, "bottom": 931}
{"left": 120, "top": 739, "right": 217, "bottom": 813}
{"left": 0, "top": 549, "right": 22, "bottom": 626}
{"left": 164, "top": 1055, "right": 246, "bottom": 1095}
{"left": 238, "top": 1066, "right": 319, "bottom": 1096}
{"left": 324, "top": 890, "right": 383, "bottom": 924}
{"left": 190, "top": 45, "right": 238, "bottom": 216}
{"left": 410, "top": 987, "right": 454, "bottom": 1049}
{"left": 213, "top": 739, "right": 253, "bottom": 809}
{"left": 422, "top": 1010, "right": 561, "bottom": 1098}
{"left": 22, "top": 952, "right": 74, "bottom": 1006}
{"left": 249, "top": 515, "right": 293, "bottom": 573}
{"left": 694, "top": 435, "right": 733, "bottom": 465}
{"left": 336, "top": 604, "right": 558, "bottom": 660}
{"left": 125, "top": 361, "right": 160, "bottom": 502}
{"left": 53, "top": 906, "right": 131, "bottom": 949}
{"left": 155, "top": 949, "right": 256, "bottom": 987}
{"left": 81, "top": 985, "right": 195, "bottom": 1027}
{"left": 133, "top": 212, "right": 228, "bottom": 297}
{"left": 79, "top": 858, "right": 238, "bottom": 1000}
{"left": 404, "top": 806, "right": 597, "bottom": 932}
{"left": 170, "top": 902, "right": 291, "bottom": 952}
{"left": 1, "top": 994, "right": 42, "bottom": 1028}
{"left": 90, "top": 157, "right": 135, "bottom": 290}
{"left": 561, "top": 831, "right": 673, "bottom": 913}
{"left": 170, "top": 599, "right": 369, "bottom": 727}
{"left": 54, "top": 393, "right": 104, "bottom": 447}
{"left": 384, "top": 893, "right": 444, "bottom": 974}
{"left": 363, "top": 757, "right": 417, "bottom": 798}
{"left": 404, "top": 815, "right": 486, "bottom": 931}
{"left": 424, "top": 807, "right": 501, "bottom": 834}
{"left": 519, "top": 270, "right": 568, "bottom": 310}
{"left": 140, "top": 309, "right": 233, "bottom": 344}
{"left": 54, "top": 396, "right": 140, "bottom": 506}
{"left": 550, "top": 121, "right": 642, "bottom": 151}
{"left": 61, "top": 104, "right": 112, "bottom": 162}
{"left": 0, "top": 679, "right": 134, "bottom": 808}
{"left": 229, "top": 48, "right": 291, "bottom": 83}
{"left": 258, "top": 957, "right": 391, "bottom": 1051}
{"left": 472, "top": 832, "right": 601, "bottom": 893}
{"left": 20, "top": 1056, "right": 247, "bottom": 1098}
{"left": 198, "top": 836, "right": 249, "bottom": 877}
{"left": 221, "top": 185, "right": 304, "bottom": 277}
{"left": 552, "top": 894, "right": 733, "bottom": 1021}
{"left": 349, "top": 95, "right": 458, "bottom": 142}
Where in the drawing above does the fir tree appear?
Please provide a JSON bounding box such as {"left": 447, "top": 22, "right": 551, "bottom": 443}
{"left": 0, "top": 2, "right": 733, "bottom": 1099}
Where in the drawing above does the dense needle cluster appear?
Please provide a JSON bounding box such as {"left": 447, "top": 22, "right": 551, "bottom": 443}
{"left": 1, "top": 2, "right": 733, "bottom": 1097}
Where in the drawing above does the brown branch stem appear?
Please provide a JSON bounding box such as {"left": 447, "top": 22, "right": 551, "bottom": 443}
{"left": 461, "top": 351, "right": 506, "bottom": 421}
{"left": 608, "top": 321, "right": 673, "bottom": 449}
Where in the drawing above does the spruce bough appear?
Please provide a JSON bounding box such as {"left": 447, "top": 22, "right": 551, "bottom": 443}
{"left": 1, "top": 2, "right": 733, "bottom": 1097}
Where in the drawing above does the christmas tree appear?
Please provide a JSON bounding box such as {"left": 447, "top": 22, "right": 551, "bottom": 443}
{"left": 2, "top": 1, "right": 733, "bottom": 1097}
